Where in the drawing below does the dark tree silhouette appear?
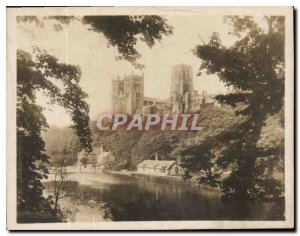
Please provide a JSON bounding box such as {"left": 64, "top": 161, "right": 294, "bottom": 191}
{"left": 181, "top": 16, "right": 285, "bottom": 200}
{"left": 16, "top": 15, "right": 172, "bottom": 221}
{"left": 17, "top": 48, "right": 92, "bottom": 220}
{"left": 17, "top": 15, "right": 173, "bottom": 69}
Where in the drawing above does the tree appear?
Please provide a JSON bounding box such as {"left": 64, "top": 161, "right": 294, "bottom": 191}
{"left": 17, "top": 48, "right": 92, "bottom": 220}
{"left": 43, "top": 126, "right": 82, "bottom": 166}
{"left": 79, "top": 157, "right": 89, "bottom": 167}
{"left": 45, "top": 158, "right": 87, "bottom": 222}
{"left": 16, "top": 15, "right": 173, "bottom": 221}
{"left": 17, "top": 15, "right": 173, "bottom": 69}
{"left": 181, "top": 16, "right": 285, "bottom": 200}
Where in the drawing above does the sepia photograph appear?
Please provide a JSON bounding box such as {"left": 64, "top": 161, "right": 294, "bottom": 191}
{"left": 6, "top": 6, "right": 294, "bottom": 230}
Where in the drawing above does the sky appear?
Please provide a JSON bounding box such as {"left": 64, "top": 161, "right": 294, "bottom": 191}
{"left": 17, "top": 14, "right": 267, "bottom": 127}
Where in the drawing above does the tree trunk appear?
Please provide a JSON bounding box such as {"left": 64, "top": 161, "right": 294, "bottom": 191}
{"left": 236, "top": 118, "right": 265, "bottom": 199}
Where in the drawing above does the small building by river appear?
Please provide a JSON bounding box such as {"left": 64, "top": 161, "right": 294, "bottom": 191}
{"left": 137, "top": 155, "right": 183, "bottom": 176}
{"left": 78, "top": 146, "right": 115, "bottom": 173}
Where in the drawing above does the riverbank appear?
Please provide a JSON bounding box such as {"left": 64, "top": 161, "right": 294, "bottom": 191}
{"left": 44, "top": 168, "right": 221, "bottom": 192}
{"left": 103, "top": 169, "right": 221, "bottom": 192}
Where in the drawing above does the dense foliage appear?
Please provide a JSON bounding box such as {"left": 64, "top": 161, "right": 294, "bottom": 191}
{"left": 181, "top": 16, "right": 285, "bottom": 200}
{"left": 16, "top": 15, "right": 172, "bottom": 222}
{"left": 90, "top": 106, "right": 283, "bottom": 178}
{"left": 17, "top": 15, "right": 173, "bottom": 69}
{"left": 17, "top": 49, "right": 92, "bottom": 221}
{"left": 43, "top": 127, "right": 81, "bottom": 166}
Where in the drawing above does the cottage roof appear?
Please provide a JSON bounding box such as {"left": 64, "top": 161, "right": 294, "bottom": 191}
{"left": 137, "top": 160, "right": 176, "bottom": 170}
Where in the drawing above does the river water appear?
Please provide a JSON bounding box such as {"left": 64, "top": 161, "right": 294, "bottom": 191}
{"left": 43, "top": 172, "right": 284, "bottom": 222}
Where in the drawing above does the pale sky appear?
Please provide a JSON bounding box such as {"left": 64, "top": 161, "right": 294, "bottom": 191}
{"left": 17, "top": 14, "right": 267, "bottom": 126}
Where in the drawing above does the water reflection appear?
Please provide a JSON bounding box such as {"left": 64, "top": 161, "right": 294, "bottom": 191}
{"left": 43, "top": 173, "right": 284, "bottom": 222}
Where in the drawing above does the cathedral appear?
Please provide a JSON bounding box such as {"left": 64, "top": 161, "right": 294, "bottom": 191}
{"left": 111, "top": 64, "right": 216, "bottom": 115}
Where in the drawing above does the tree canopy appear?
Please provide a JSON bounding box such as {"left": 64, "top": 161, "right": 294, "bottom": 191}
{"left": 17, "top": 48, "right": 92, "bottom": 217}
{"left": 17, "top": 15, "right": 173, "bottom": 69}
{"left": 16, "top": 15, "right": 173, "bottom": 222}
{"left": 43, "top": 126, "right": 81, "bottom": 166}
{"left": 181, "top": 16, "right": 285, "bottom": 200}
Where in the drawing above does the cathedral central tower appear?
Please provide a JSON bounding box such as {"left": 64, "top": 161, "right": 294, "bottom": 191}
{"left": 169, "top": 64, "right": 194, "bottom": 113}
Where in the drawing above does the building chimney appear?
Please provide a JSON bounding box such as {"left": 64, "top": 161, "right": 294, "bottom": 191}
{"left": 155, "top": 153, "right": 158, "bottom": 162}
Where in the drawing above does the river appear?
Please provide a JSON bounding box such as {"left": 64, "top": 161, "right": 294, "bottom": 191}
{"left": 43, "top": 172, "right": 284, "bottom": 222}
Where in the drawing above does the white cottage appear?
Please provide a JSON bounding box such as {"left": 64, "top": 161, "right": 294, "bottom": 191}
{"left": 137, "top": 154, "right": 183, "bottom": 176}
